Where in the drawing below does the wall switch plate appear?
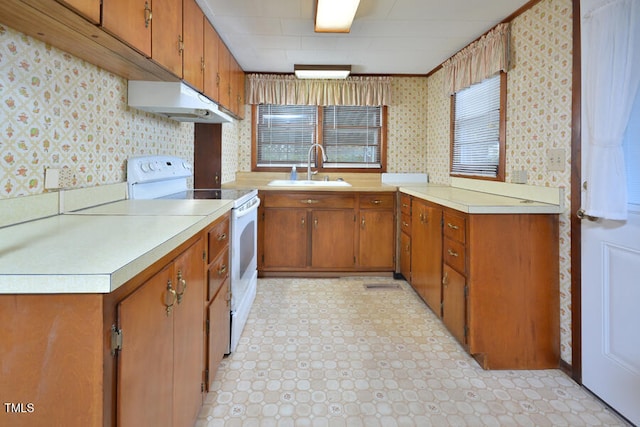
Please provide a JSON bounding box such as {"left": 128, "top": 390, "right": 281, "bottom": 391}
{"left": 547, "top": 148, "right": 566, "bottom": 172}
{"left": 58, "top": 168, "right": 74, "bottom": 188}
{"left": 44, "top": 168, "right": 61, "bottom": 189}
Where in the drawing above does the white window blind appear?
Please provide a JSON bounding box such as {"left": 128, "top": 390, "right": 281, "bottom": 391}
{"left": 256, "top": 105, "right": 317, "bottom": 167}
{"left": 322, "top": 106, "right": 382, "bottom": 169}
{"left": 452, "top": 74, "right": 501, "bottom": 178}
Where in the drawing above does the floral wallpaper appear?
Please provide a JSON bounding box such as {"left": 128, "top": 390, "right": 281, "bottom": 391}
{"left": 0, "top": 24, "right": 194, "bottom": 199}
{"left": 1, "top": 0, "right": 574, "bottom": 364}
{"left": 426, "top": 0, "right": 574, "bottom": 363}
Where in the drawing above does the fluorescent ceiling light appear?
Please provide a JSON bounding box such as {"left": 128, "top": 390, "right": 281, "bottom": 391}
{"left": 294, "top": 65, "right": 351, "bottom": 79}
{"left": 315, "top": 0, "right": 360, "bottom": 33}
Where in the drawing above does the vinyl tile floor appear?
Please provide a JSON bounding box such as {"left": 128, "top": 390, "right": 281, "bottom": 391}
{"left": 196, "top": 277, "right": 630, "bottom": 427}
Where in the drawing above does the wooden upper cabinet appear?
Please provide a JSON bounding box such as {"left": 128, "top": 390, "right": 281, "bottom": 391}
{"left": 231, "top": 55, "right": 245, "bottom": 118}
{"left": 218, "top": 43, "right": 232, "bottom": 110}
{"left": 182, "top": 0, "right": 204, "bottom": 91}
{"left": 151, "top": 0, "right": 183, "bottom": 77}
{"left": 102, "top": 0, "right": 183, "bottom": 77}
{"left": 102, "top": 0, "right": 152, "bottom": 57}
{"left": 203, "top": 18, "right": 220, "bottom": 101}
{"left": 57, "top": 0, "right": 101, "bottom": 24}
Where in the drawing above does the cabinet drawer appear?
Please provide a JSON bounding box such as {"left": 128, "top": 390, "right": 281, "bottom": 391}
{"left": 359, "top": 193, "right": 395, "bottom": 209}
{"left": 264, "top": 192, "right": 355, "bottom": 209}
{"left": 208, "top": 215, "right": 230, "bottom": 263}
{"left": 443, "top": 211, "right": 466, "bottom": 244}
{"left": 207, "top": 247, "right": 229, "bottom": 301}
{"left": 400, "top": 193, "right": 411, "bottom": 216}
{"left": 401, "top": 213, "right": 411, "bottom": 236}
{"left": 443, "top": 237, "right": 466, "bottom": 274}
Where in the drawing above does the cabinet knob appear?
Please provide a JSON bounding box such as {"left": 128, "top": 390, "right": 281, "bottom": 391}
{"left": 218, "top": 264, "right": 227, "bottom": 276}
{"left": 217, "top": 232, "right": 227, "bottom": 242}
{"left": 165, "top": 280, "right": 177, "bottom": 316}
{"left": 176, "top": 270, "right": 187, "bottom": 304}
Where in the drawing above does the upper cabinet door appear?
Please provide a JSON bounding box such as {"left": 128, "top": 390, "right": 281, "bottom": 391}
{"left": 58, "top": 0, "right": 101, "bottom": 24}
{"left": 203, "top": 18, "right": 220, "bottom": 102}
{"left": 182, "top": 0, "right": 204, "bottom": 90}
{"left": 151, "top": 0, "right": 184, "bottom": 77}
{"left": 102, "top": 0, "right": 152, "bottom": 57}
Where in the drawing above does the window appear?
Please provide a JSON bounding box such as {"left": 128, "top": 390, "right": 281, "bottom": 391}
{"left": 451, "top": 72, "right": 506, "bottom": 180}
{"left": 253, "top": 104, "right": 386, "bottom": 171}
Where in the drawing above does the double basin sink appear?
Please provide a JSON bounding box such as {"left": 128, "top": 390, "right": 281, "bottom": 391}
{"left": 267, "top": 179, "right": 351, "bottom": 187}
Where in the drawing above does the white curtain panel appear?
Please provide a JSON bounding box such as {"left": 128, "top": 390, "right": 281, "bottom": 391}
{"left": 582, "top": 0, "right": 640, "bottom": 220}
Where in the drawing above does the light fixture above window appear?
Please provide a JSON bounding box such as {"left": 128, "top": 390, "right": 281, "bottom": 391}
{"left": 294, "top": 64, "right": 351, "bottom": 79}
{"left": 315, "top": 0, "right": 360, "bottom": 33}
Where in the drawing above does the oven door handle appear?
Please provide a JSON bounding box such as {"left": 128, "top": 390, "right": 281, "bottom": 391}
{"left": 235, "top": 197, "right": 261, "bottom": 218}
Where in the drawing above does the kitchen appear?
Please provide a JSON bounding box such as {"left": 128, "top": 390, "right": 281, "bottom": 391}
{"left": 0, "top": 0, "right": 638, "bottom": 426}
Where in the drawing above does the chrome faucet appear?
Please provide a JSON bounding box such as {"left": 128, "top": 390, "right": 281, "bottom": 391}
{"left": 307, "top": 144, "right": 328, "bottom": 180}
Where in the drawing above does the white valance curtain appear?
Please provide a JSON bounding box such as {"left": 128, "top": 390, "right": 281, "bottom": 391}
{"left": 582, "top": 0, "right": 640, "bottom": 220}
{"left": 246, "top": 74, "right": 392, "bottom": 106}
{"left": 443, "top": 23, "right": 511, "bottom": 94}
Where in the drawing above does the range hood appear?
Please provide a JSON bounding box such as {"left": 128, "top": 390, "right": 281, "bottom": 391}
{"left": 127, "top": 81, "right": 234, "bottom": 123}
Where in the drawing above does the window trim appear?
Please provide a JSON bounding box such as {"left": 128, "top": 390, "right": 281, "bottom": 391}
{"left": 449, "top": 72, "right": 507, "bottom": 182}
{"left": 251, "top": 105, "right": 387, "bottom": 173}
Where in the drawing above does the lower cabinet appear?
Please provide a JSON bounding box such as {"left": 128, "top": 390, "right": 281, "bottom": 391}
{"left": 205, "top": 213, "right": 231, "bottom": 388}
{"left": 410, "top": 198, "right": 442, "bottom": 314}
{"left": 259, "top": 191, "right": 396, "bottom": 274}
{"left": 442, "top": 264, "right": 467, "bottom": 345}
{"left": 117, "top": 237, "right": 205, "bottom": 427}
{"left": 404, "top": 193, "right": 560, "bottom": 369}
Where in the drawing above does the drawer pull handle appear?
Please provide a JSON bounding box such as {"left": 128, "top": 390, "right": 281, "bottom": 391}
{"left": 402, "top": 221, "right": 409, "bottom": 227}
{"left": 419, "top": 213, "right": 427, "bottom": 224}
{"left": 218, "top": 264, "right": 227, "bottom": 276}
{"left": 165, "top": 280, "right": 177, "bottom": 316}
{"left": 300, "top": 199, "right": 319, "bottom": 204}
{"left": 447, "top": 248, "right": 459, "bottom": 257}
{"left": 144, "top": 1, "right": 152, "bottom": 28}
{"left": 217, "top": 232, "right": 227, "bottom": 241}
{"left": 447, "top": 223, "right": 459, "bottom": 230}
{"left": 442, "top": 271, "right": 449, "bottom": 286}
{"left": 402, "top": 203, "right": 409, "bottom": 208}
{"left": 370, "top": 200, "right": 382, "bottom": 205}
{"left": 361, "top": 216, "right": 366, "bottom": 228}
{"left": 176, "top": 270, "right": 187, "bottom": 304}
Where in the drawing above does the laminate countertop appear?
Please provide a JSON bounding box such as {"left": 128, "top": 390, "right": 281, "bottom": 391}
{"left": 0, "top": 199, "right": 233, "bottom": 294}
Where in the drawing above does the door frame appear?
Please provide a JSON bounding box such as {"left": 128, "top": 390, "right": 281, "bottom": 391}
{"left": 570, "top": 0, "right": 583, "bottom": 383}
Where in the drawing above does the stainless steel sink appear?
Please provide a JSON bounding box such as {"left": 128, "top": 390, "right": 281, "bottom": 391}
{"left": 267, "top": 179, "right": 352, "bottom": 187}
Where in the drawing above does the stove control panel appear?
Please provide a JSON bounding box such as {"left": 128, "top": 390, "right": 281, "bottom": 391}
{"left": 127, "top": 155, "right": 192, "bottom": 184}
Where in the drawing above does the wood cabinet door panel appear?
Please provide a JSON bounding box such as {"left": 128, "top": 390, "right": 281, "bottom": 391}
{"left": 311, "top": 210, "right": 355, "bottom": 268}
{"left": 172, "top": 240, "right": 205, "bottom": 427}
{"left": 207, "top": 279, "right": 230, "bottom": 388}
{"left": 117, "top": 266, "right": 173, "bottom": 427}
{"left": 182, "top": 0, "right": 204, "bottom": 90}
{"left": 410, "top": 200, "right": 442, "bottom": 315}
{"left": 400, "top": 231, "right": 411, "bottom": 281}
{"left": 58, "top": 0, "right": 101, "bottom": 23}
{"left": 442, "top": 264, "right": 466, "bottom": 346}
{"left": 151, "top": 0, "right": 183, "bottom": 77}
{"left": 359, "top": 210, "right": 394, "bottom": 268}
{"left": 263, "top": 209, "right": 308, "bottom": 268}
{"left": 102, "top": 0, "right": 151, "bottom": 56}
{"left": 203, "top": 18, "right": 220, "bottom": 101}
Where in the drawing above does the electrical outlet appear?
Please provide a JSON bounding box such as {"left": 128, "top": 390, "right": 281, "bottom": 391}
{"left": 59, "top": 168, "right": 74, "bottom": 188}
{"left": 547, "top": 149, "right": 565, "bottom": 172}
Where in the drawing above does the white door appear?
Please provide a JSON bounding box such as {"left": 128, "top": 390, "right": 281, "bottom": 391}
{"left": 581, "top": 4, "right": 640, "bottom": 421}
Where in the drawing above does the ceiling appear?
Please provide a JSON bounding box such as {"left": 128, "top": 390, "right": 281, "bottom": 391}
{"left": 195, "top": 0, "right": 530, "bottom": 75}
